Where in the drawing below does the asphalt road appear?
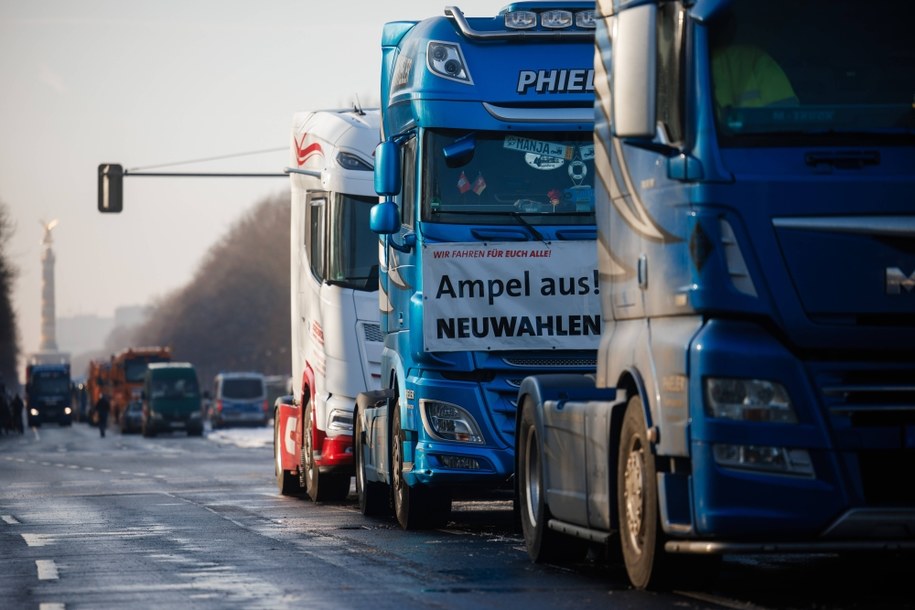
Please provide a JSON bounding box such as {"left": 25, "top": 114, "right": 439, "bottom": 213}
{"left": 1, "top": 422, "right": 912, "bottom": 610}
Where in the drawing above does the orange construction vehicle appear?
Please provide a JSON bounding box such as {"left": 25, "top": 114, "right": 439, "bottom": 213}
{"left": 109, "top": 347, "right": 171, "bottom": 422}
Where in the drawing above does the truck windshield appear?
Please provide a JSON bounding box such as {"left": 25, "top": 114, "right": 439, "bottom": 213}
{"left": 32, "top": 374, "right": 69, "bottom": 396}
{"left": 327, "top": 193, "right": 378, "bottom": 291}
{"left": 709, "top": 0, "right": 915, "bottom": 145}
{"left": 125, "top": 357, "right": 168, "bottom": 382}
{"left": 151, "top": 377, "right": 199, "bottom": 399}
{"left": 423, "top": 129, "right": 595, "bottom": 225}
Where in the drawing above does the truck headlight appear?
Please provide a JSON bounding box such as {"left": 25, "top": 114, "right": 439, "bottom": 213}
{"left": 713, "top": 444, "right": 814, "bottom": 477}
{"left": 327, "top": 409, "right": 353, "bottom": 432}
{"left": 421, "top": 399, "right": 484, "bottom": 444}
{"left": 704, "top": 378, "right": 797, "bottom": 423}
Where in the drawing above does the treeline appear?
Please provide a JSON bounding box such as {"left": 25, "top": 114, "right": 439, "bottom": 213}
{"left": 124, "top": 193, "right": 291, "bottom": 385}
{"left": 0, "top": 201, "right": 20, "bottom": 390}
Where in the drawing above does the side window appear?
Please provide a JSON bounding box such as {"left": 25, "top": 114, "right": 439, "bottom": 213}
{"left": 306, "top": 193, "right": 327, "bottom": 281}
{"left": 401, "top": 137, "right": 416, "bottom": 229}
{"left": 657, "top": 2, "right": 684, "bottom": 144}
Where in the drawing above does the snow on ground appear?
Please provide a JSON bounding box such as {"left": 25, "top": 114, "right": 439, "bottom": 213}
{"left": 204, "top": 420, "right": 273, "bottom": 449}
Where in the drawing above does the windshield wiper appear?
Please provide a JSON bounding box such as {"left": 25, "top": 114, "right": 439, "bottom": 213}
{"left": 510, "top": 211, "right": 547, "bottom": 244}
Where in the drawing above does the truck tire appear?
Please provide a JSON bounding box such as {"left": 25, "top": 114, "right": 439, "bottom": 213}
{"left": 303, "top": 401, "right": 350, "bottom": 502}
{"left": 355, "top": 411, "right": 389, "bottom": 516}
{"left": 618, "top": 396, "right": 666, "bottom": 589}
{"left": 142, "top": 417, "right": 156, "bottom": 438}
{"left": 518, "top": 395, "right": 587, "bottom": 563}
{"left": 391, "top": 401, "right": 450, "bottom": 529}
{"left": 275, "top": 413, "right": 301, "bottom": 496}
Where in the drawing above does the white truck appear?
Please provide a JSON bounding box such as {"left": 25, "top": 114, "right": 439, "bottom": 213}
{"left": 274, "top": 107, "right": 383, "bottom": 501}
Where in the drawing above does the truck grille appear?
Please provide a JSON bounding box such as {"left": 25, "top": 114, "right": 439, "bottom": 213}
{"left": 502, "top": 355, "right": 597, "bottom": 368}
{"left": 813, "top": 363, "right": 915, "bottom": 506}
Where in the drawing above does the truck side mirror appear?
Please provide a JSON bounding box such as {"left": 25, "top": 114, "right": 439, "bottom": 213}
{"left": 612, "top": 4, "right": 657, "bottom": 138}
{"left": 374, "top": 141, "right": 402, "bottom": 198}
{"left": 98, "top": 163, "right": 124, "bottom": 213}
{"left": 370, "top": 201, "right": 400, "bottom": 235}
{"left": 443, "top": 134, "right": 476, "bottom": 167}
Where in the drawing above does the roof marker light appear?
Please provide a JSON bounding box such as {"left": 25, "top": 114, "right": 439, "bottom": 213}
{"left": 575, "top": 10, "right": 597, "bottom": 29}
{"left": 504, "top": 10, "right": 537, "bottom": 30}
{"left": 541, "top": 10, "right": 573, "bottom": 29}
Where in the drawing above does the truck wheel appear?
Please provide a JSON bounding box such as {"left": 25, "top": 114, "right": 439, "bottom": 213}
{"left": 355, "top": 411, "right": 389, "bottom": 516}
{"left": 303, "top": 401, "right": 350, "bottom": 502}
{"left": 618, "top": 396, "right": 666, "bottom": 590}
{"left": 142, "top": 418, "right": 156, "bottom": 438}
{"left": 274, "top": 413, "right": 301, "bottom": 496}
{"left": 391, "top": 402, "right": 450, "bottom": 529}
{"left": 518, "top": 396, "right": 587, "bottom": 563}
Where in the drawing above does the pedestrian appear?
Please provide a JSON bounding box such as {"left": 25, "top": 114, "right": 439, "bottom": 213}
{"left": 0, "top": 386, "right": 10, "bottom": 436}
{"left": 96, "top": 393, "right": 111, "bottom": 438}
{"left": 10, "top": 393, "right": 24, "bottom": 434}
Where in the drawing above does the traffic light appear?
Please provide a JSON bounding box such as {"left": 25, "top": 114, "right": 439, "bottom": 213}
{"left": 98, "top": 163, "right": 123, "bottom": 213}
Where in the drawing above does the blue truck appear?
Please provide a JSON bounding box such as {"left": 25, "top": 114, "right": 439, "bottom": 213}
{"left": 25, "top": 360, "right": 72, "bottom": 427}
{"left": 355, "top": 3, "right": 601, "bottom": 528}
{"left": 516, "top": 0, "right": 915, "bottom": 590}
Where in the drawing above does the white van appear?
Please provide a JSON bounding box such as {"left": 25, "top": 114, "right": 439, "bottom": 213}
{"left": 209, "top": 372, "right": 268, "bottom": 428}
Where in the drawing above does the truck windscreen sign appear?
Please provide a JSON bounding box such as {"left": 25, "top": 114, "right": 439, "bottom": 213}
{"left": 422, "top": 241, "right": 601, "bottom": 352}
{"left": 517, "top": 69, "right": 594, "bottom": 94}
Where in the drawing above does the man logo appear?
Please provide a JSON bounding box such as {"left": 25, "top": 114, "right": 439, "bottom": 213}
{"left": 886, "top": 267, "right": 915, "bottom": 294}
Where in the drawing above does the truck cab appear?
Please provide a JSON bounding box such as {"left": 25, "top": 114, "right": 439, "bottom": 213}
{"left": 515, "top": 0, "right": 915, "bottom": 590}
{"left": 356, "top": 3, "right": 601, "bottom": 529}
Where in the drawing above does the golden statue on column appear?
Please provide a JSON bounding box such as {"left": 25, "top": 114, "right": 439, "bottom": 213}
{"left": 39, "top": 219, "right": 59, "bottom": 352}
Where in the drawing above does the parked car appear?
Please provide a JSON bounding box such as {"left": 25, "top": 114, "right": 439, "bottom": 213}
{"left": 120, "top": 399, "right": 144, "bottom": 434}
{"left": 209, "top": 372, "right": 268, "bottom": 429}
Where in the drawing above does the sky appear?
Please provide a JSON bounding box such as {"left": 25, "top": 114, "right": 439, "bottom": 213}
{"left": 0, "top": 0, "right": 506, "bottom": 362}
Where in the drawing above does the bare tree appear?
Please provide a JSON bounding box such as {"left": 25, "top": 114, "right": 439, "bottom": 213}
{"left": 0, "top": 201, "right": 21, "bottom": 390}
{"left": 129, "top": 193, "right": 291, "bottom": 384}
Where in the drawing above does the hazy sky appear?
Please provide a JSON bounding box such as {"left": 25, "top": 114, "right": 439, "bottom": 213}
{"left": 0, "top": 0, "right": 505, "bottom": 360}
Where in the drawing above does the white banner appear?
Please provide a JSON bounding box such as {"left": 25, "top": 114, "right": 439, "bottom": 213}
{"left": 422, "top": 241, "right": 601, "bottom": 352}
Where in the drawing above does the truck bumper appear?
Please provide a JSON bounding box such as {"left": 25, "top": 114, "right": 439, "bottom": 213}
{"left": 403, "top": 439, "right": 514, "bottom": 490}
{"left": 677, "top": 319, "right": 915, "bottom": 544}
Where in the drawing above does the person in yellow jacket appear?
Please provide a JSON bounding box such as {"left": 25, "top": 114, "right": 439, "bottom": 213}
{"left": 712, "top": 44, "right": 798, "bottom": 110}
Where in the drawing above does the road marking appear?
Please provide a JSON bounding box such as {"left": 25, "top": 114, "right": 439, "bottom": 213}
{"left": 2, "top": 515, "right": 20, "bottom": 524}
{"left": 39, "top": 604, "right": 65, "bottom": 610}
{"left": 676, "top": 590, "right": 769, "bottom": 610}
{"left": 23, "top": 534, "right": 49, "bottom": 547}
{"left": 36, "top": 559, "right": 59, "bottom": 580}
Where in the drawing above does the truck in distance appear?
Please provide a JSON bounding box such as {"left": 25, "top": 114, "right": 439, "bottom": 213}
{"left": 109, "top": 346, "right": 172, "bottom": 424}
{"left": 25, "top": 356, "right": 72, "bottom": 427}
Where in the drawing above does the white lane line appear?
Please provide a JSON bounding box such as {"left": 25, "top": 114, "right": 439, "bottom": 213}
{"left": 2, "top": 515, "right": 20, "bottom": 524}
{"left": 36, "top": 559, "right": 59, "bottom": 580}
{"left": 39, "top": 604, "right": 66, "bottom": 610}
{"left": 23, "top": 534, "right": 49, "bottom": 547}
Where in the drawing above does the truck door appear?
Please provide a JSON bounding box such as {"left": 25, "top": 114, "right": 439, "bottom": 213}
{"left": 303, "top": 190, "right": 328, "bottom": 365}
{"left": 384, "top": 137, "right": 417, "bottom": 341}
